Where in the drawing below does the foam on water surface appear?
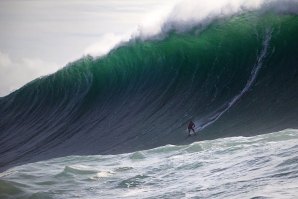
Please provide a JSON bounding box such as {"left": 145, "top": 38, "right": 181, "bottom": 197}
{"left": 1, "top": 129, "right": 298, "bottom": 199}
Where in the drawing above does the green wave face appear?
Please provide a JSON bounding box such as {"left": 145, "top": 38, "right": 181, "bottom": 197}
{"left": 75, "top": 12, "right": 298, "bottom": 118}
{"left": 0, "top": 11, "right": 298, "bottom": 171}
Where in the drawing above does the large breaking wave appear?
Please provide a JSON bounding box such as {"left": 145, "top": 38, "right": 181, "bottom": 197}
{"left": 1, "top": 1, "right": 298, "bottom": 171}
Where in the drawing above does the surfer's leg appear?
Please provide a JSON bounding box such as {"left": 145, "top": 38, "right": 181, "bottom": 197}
{"left": 192, "top": 128, "right": 196, "bottom": 135}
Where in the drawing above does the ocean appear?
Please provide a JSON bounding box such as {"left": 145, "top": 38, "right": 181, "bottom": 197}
{"left": 1, "top": 0, "right": 298, "bottom": 198}
{"left": 1, "top": 129, "right": 298, "bottom": 198}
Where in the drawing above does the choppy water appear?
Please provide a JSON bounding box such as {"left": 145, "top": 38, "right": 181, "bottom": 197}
{"left": 1, "top": 129, "right": 298, "bottom": 199}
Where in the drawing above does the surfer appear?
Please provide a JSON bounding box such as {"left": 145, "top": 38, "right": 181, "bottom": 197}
{"left": 187, "top": 120, "right": 195, "bottom": 136}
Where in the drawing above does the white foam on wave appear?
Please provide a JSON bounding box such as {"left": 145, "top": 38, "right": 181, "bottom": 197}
{"left": 86, "top": 0, "right": 298, "bottom": 57}
{"left": 90, "top": 171, "right": 115, "bottom": 180}
{"left": 1, "top": 129, "right": 298, "bottom": 198}
{"left": 137, "top": 0, "right": 262, "bottom": 38}
{"left": 138, "top": 0, "right": 298, "bottom": 38}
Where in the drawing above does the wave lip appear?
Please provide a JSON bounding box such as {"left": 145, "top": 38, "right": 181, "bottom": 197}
{"left": 136, "top": 0, "right": 298, "bottom": 40}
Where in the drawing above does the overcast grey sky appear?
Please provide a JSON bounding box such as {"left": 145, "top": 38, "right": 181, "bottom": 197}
{"left": 0, "top": 0, "right": 174, "bottom": 96}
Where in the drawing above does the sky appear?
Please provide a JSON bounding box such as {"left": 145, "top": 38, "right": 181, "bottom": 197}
{"left": 0, "top": 0, "right": 175, "bottom": 97}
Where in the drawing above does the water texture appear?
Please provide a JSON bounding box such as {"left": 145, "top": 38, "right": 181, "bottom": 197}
{"left": 1, "top": 8, "right": 298, "bottom": 174}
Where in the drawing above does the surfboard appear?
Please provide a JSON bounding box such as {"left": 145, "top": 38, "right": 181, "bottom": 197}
{"left": 185, "top": 132, "right": 197, "bottom": 139}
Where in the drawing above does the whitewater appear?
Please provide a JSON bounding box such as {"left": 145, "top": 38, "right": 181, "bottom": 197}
{"left": 1, "top": 0, "right": 298, "bottom": 198}
{"left": 1, "top": 129, "right": 298, "bottom": 198}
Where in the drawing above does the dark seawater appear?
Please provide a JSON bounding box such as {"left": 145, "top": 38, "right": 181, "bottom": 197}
{"left": 0, "top": 11, "right": 298, "bottom": 172}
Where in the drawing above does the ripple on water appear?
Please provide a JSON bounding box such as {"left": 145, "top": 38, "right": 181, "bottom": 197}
{"left": 114, "top": 166, "right": 134, "bottom": 172}
{"left": 117, "top": 174, "right": 150, "bottom": 188}
{"left": 0, "top": 180, "right": 25, "bottom": 198}
{"left": 129, "top": 152, "right": 146, "bottom": 160}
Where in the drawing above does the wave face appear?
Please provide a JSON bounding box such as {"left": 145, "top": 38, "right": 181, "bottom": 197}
{"left": 1, "top": 11, "right": 298, "bottom": 171}
{"left": 1, "top": 129, "right": 298, "bottom": 198}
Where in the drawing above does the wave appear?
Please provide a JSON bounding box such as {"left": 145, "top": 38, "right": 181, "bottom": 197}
{"left": 125, "top": 0, "right": 298, "bottom": 41}
{"left": 1, "top": 4, "right": 298, "bottom": 171}
{"left": 1, "top": 129, "right": 298, "bottom": 199}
